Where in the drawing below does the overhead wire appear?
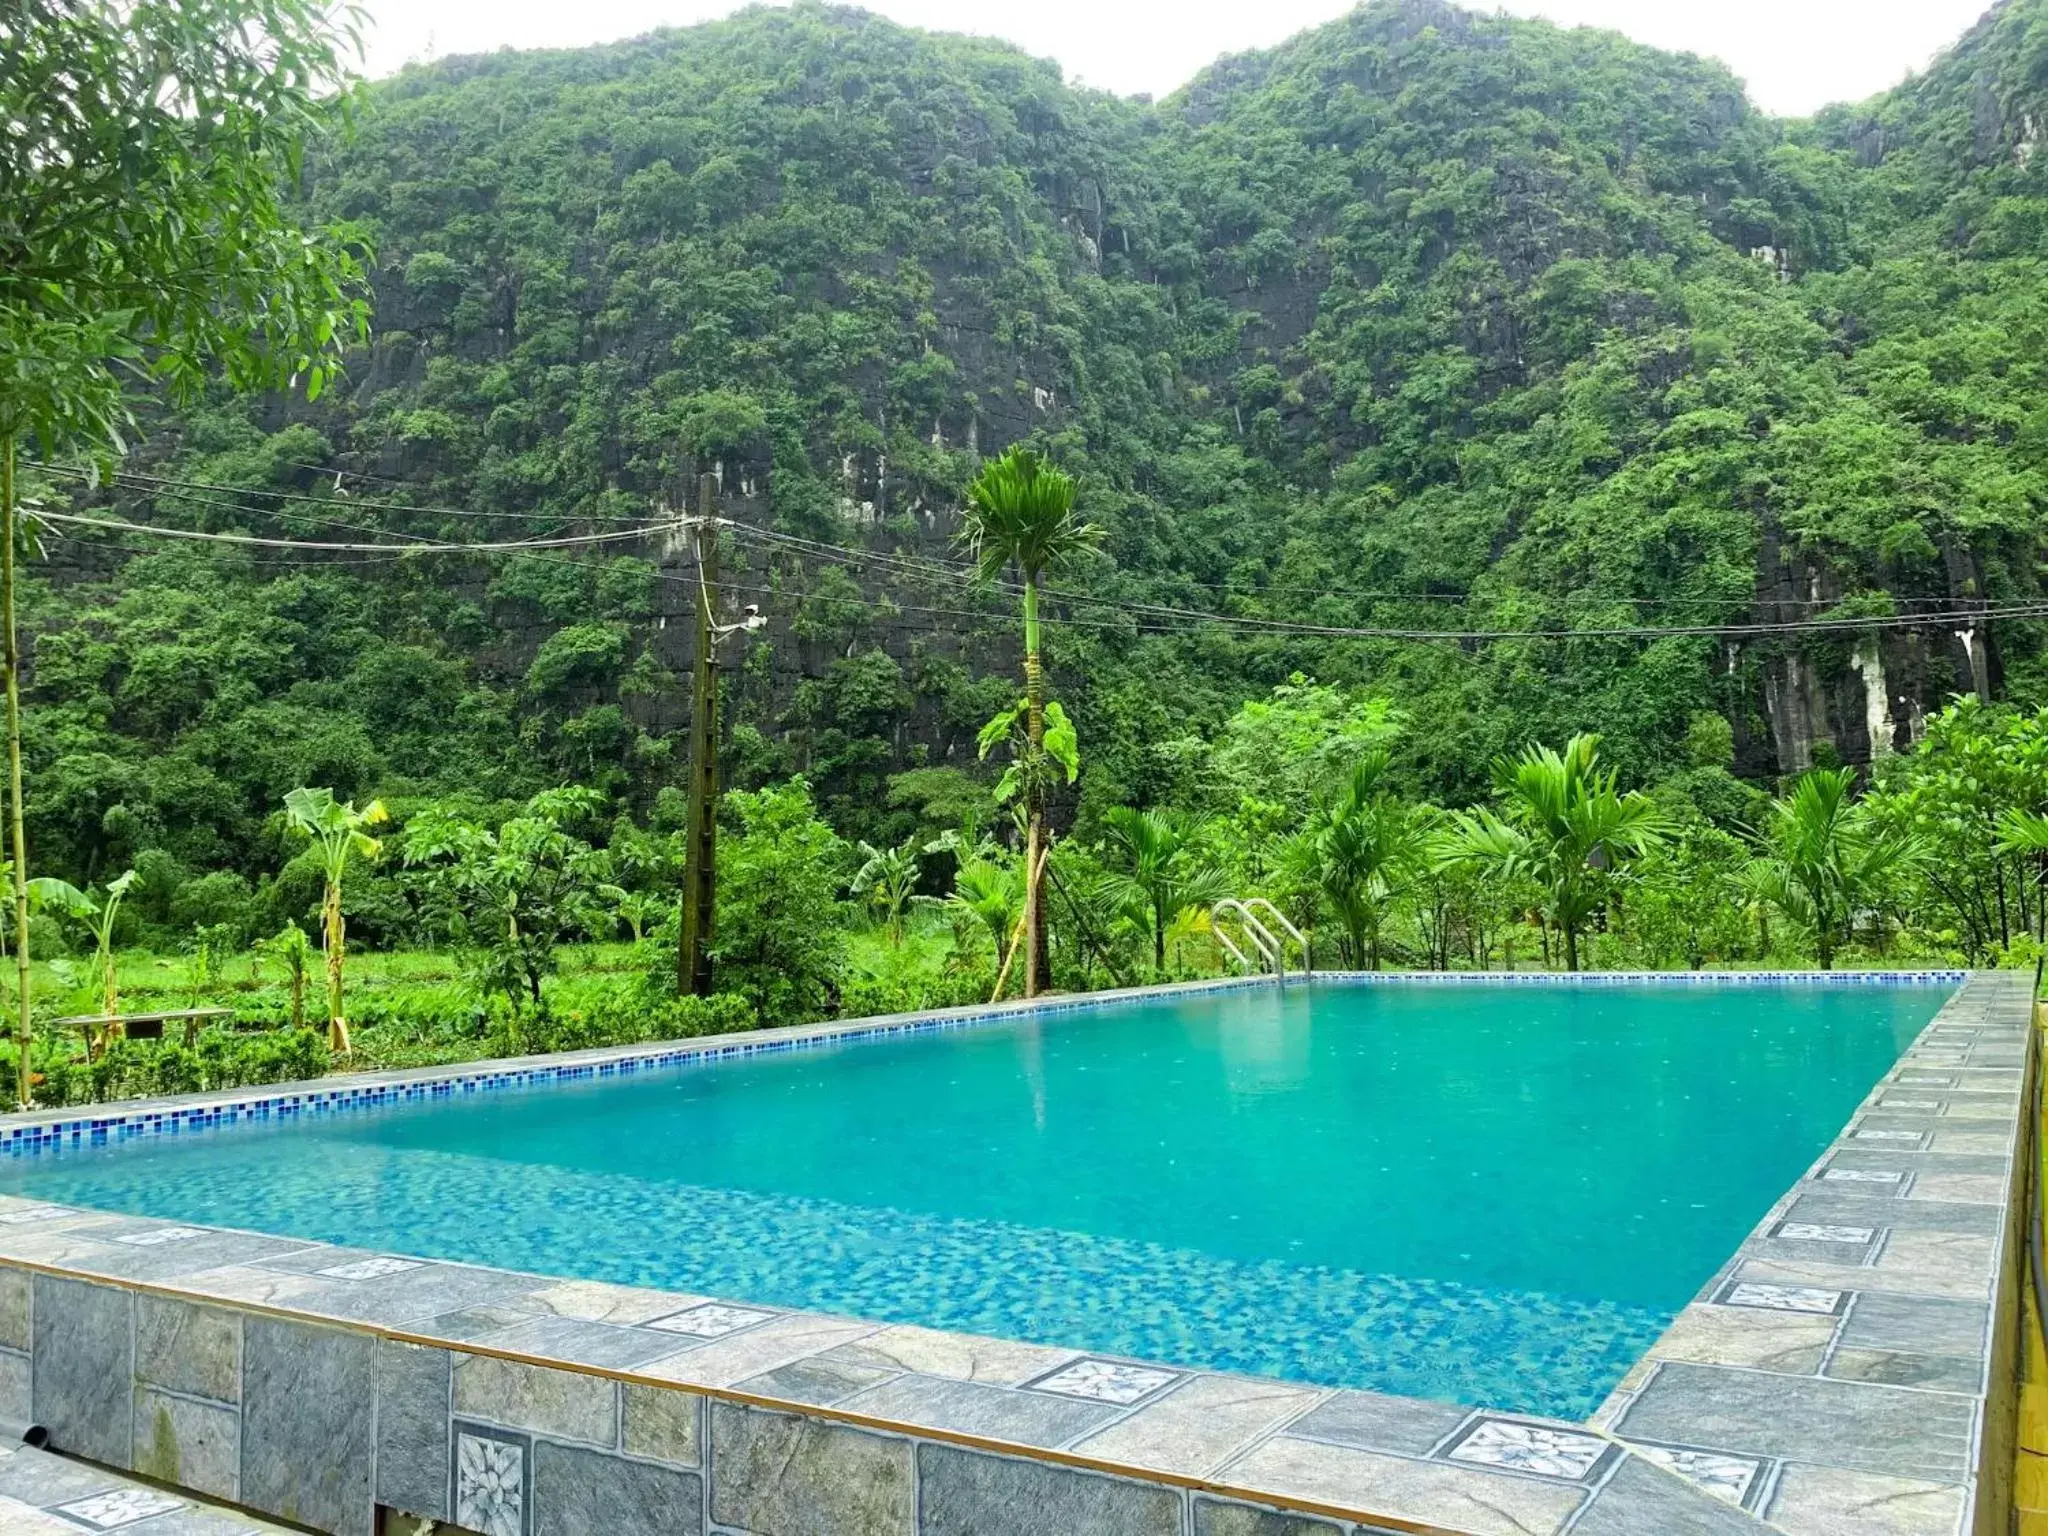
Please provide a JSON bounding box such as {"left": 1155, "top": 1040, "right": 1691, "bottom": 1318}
{"left": 30, "top": 462, "right": 655, "bottom": 526}
{"left": 716, "top": 519, "right": 2020, "bottom": 630}
{"left": 39, "top": 529, "right": 420, "bottom": 571}
{"left": 714, "top": 521, "right": 2034, "bottom": 643}
{"left": 27, "top": 459, "right": 2045, "bottom": 644}
{"left": 36, "top": 509, "right": 660, "bottom": 555}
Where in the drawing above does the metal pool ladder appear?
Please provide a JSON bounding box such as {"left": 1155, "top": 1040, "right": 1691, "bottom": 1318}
{"left": 1211, "top": 898, "right": 1311, "bottom": 980}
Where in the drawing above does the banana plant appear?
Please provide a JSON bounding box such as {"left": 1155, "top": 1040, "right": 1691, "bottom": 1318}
{"left": 595, "top": 884, "right": 669, "bottom": 944}
{"left": 284, "top": 786, "right": 388, "bottom": 1054}
{"left": 26, "top": 869, "right": 137, "bottom": 1053}
{"left": 258, "top": 921, "right": 315, "bottom": 1031}
{"left": 852, "top": 835, "right": 951, "bottom": 946}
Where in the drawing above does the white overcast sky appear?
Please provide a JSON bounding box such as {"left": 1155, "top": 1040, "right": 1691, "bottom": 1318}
{"left": 358, "top": 0, "right": 1995, "bottom": 116}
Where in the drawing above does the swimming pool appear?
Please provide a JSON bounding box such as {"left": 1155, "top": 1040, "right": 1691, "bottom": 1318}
{"left": 0, "top": 976, "right": 1952, "bottom": 1419}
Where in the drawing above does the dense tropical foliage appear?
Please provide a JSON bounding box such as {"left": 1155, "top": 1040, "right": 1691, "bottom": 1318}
{"left": 9, "top": 0, "right": 2048, "bottom": 1102}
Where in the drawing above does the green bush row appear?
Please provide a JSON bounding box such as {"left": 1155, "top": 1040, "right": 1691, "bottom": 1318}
{"left": 0, "top": 980, "right": 763, "bottom": 1108}
{"left": 0, "top": 1026, "right": 330, "bottom": 1109}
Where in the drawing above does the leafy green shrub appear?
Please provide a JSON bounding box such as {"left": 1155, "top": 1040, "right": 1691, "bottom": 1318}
{"left": 510, "top": 992, "right": 754, "bottom": 1055}
{"left": 707, "top": 779, "right": 851, "bottom": 1024}
{"left": 0, "top": 1026, "right": 330, "bottom": 1108}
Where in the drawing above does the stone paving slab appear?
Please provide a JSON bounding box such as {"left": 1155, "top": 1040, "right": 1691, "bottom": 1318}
{"left": 0, "top": 1441, "right": 292, "bottom": 1532}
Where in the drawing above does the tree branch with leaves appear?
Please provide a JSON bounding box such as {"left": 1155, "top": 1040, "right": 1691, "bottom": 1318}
{"left": 0, "top": 0, "right": 372, "bottom": 1102}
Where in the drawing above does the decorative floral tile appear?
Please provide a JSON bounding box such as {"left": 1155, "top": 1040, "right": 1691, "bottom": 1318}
{"left": 1720, "top": 1281, "right": 1844, "bottom": 1314}
{"left": 646, "top": 1302, "right": 774, "bottom": 1338}
{"left": 318, "top": 1256, "right": 424, "bottom": 1280}
{"left": 1631, "top": 1443, "right": 1763, "bottom": 1506}
{"left": 54, "top": 1488, "right": 185, "bottom": 1528}
{"left": 109, "top": 1225, "right": 208, "bottom": 1246}
{"left": 453, "top": 1424, "right": 529, "bottom": 1536}
{"left": 1443, "top": 1417, "right": 1610, "bottom": 1481}
{"left": 0, "top": 1203, "right": 69, "bottom": 1224}
{"left": 1027, "top": 1356, "right": 1179, "bottom": 1405}
{"left": 1822, "top": 1168, "right": 1902, "bottom": 1184}
{"left": 1776, "top": 1223, "right": 1875, "bottom": 1244}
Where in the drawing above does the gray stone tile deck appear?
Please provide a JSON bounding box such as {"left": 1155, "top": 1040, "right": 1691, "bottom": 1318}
{"left": 0, "top": 969, "right": 2021, "bottom": 1535}
{"left": 0, "top": 1441, "right": 291, "bottom": 1533}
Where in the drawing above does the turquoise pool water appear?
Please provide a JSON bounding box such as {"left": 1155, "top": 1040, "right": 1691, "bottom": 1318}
{"left": 0, "top": 978, "right": 1948, "bottom": 1416}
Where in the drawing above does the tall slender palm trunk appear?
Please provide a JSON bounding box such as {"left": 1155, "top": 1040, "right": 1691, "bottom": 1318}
{"left": 1021, "top": 577, "right": 1047, "bottom": 997}
{"left": 2, "top": 440, "right": 31, "bottom": 1107}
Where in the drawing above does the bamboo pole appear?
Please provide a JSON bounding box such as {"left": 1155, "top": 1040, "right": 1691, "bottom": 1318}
{"left": 990, "top": 845, "right": 1050, "bottom": 1003}
{"left": 2, "top": 439, "right": 30, "bottom": 1107}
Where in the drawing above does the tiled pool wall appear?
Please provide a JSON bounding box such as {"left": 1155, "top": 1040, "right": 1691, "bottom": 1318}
{"left": 0, "top": 1266, "right": 1435, "bottom": 1536}
{"left": 0, "top": 968, "right": 2021, "bottom": 1536}
{"left": 0, "top": 967, "right": 1973, "bottom": 1160}
{"left": 0, "top": 1237, "right": 1768, "bottom": 1536}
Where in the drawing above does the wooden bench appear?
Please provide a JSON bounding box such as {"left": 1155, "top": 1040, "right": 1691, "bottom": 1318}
{"left": 52, "top": 1007, "right": 235, "bottom": 1052}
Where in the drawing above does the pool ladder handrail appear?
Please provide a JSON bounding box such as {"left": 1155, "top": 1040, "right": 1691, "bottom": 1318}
{"left": 1212, "top": 899, "right": 1289, "bottom": 981}
{"left": 1242, "top": 897, "right": 1310, "bottom": 974}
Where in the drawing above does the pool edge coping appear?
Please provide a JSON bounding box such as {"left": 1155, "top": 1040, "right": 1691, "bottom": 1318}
{"left": 0, "top": 968, "right": 2003, "bottom": 1536}
{"left": 1592, "top": 969, "right": 2033, "bottom": 1536}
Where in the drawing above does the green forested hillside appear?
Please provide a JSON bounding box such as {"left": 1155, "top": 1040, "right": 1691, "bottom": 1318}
{"left": 25, "top": 0, "right": 2048, "bottom": 919}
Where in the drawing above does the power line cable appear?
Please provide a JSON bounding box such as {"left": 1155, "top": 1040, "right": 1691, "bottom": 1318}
{"left": 36, "top": 509, "right": 662, "bottom": 555}
{"left": 32, "top": 476, "right": 2044, "bottom": 644}
{"left": 723, "top": 519, "right": 2000, "bottom": 622}
{"left": 718, "top": 520, "right": 2034, "bottom": 642}
{"left": 32, "top": 462, "right": 654, "bottom": 526}
{"left": 40, "top": 529, "right": 420, "bottom": 570}
{"left": 39, "top": 460, "right": 1995, "bottom": 614}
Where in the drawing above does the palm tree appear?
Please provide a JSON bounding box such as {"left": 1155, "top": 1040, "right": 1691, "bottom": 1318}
{"left": 1746, "top": 767, "right": 1923, "bottom": 969}
{"left": 283, "top": 786, "right": 388, "bottom": 1053}
{"left": 945, "top": 851, "right": 1025, "bottom": 987}
{"left": 958, "top": 446, "right": 1100, "bottom": 996}
{"left": 1311, "top": 755, "right": 1433, "bottom": 970}
{"left": 1995, "top": 808, "right": 2048, "bottom": 943}
{"left": 1100, "top": 807, "right": 1229, "bottom": 974}
{"left": 1442, "top": 734, "right": 1667, "bottom": 971}
{"left": 852, "top": 836, "right": 928, "bottom": 946}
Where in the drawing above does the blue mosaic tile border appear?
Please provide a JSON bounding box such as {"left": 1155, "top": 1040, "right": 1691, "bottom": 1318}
{"left": 0, "top": 968, "right": 1970, "bottom": 1159}
{"left": 1317, "top": 968, "right": 1969, "bottom": 986}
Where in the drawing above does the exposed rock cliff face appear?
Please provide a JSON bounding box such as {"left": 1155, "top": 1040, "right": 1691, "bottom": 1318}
{"left": 65, "top": 0, "right": 2048, "bottom": 814}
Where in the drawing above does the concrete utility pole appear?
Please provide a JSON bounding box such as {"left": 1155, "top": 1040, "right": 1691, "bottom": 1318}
{"left": 678, "top": 473, "right": 719, "bottom": 997}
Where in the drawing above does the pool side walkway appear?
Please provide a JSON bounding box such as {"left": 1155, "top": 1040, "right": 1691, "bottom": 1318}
{"left": 0, "top": 1440, "right": 294, "bottom": 1533}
